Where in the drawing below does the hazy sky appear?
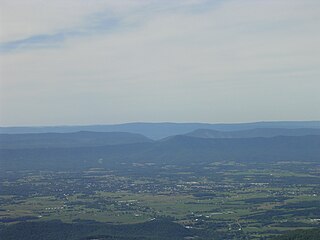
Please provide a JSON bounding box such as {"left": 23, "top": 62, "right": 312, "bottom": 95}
{"left": 0, "top": 0, "right": 319, "bottom": 126}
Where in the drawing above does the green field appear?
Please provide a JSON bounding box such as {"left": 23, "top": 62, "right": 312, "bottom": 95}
{"left": 1, "top": 161, "right": 320, "bottom": 239}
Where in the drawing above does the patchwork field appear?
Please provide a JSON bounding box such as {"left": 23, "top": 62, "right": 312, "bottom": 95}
{"left": 1, "top": 161, "right": 319, "bottom": 239}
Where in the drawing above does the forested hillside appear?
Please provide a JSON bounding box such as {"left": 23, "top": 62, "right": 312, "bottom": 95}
{"left": 1, "top": 135, "right": 319, "bottom": 171}
{"left": 0, "top": 220, "right": 192, "bottom": 240}
{"left": 272, "top": 228, "right": 320, "bottom": 240}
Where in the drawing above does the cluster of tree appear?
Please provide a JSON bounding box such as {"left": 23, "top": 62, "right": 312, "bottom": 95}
{"left": 272, "top": 228, "right": 320, "bottom": 240}
{"left": 0, "top": 219, "right": 192, "bottom": 240}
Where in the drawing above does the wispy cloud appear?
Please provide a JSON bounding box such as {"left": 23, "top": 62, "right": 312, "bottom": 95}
{"left": 0, "top": 16, "right": 120, "bottom": 53}
{"left": 0, "top": 32, "right": 67, "bottom": 52}
{"left": 0, "top": 0, "right": 213, "bottom": 53}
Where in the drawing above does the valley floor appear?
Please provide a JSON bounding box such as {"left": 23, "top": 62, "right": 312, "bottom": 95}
{"left": 1, "top": 161, "right": 319, "bottom": 239}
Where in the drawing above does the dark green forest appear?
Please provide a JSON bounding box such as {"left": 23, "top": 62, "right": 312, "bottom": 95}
{"left": 272, "top": 228, "right": 320, "bottom": 240}
{"left": 0, "top": 220, "right": 192, "bottom": 240}
{"left": 1, "top": 220, "right": 319, "bottom": 240}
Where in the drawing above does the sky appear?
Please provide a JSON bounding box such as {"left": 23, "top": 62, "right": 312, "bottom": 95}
{"left": 0, "top": 0, "right": 319, "bottom": 126}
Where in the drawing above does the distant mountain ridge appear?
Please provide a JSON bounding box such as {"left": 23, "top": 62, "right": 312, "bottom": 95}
{"left": 0, "top": 131, "right": 152, "bottom": 149}
{"left": 1, "top": 123, "right": 320, "bottom": 171}
{"left": 185, "top": 128, "right": 320, "bottom": 139}
{"left": 1, "top": 121, "right": 319, "bottom": 139}
{"left": 1, "top": 135, "right": 319, "bottom": 171}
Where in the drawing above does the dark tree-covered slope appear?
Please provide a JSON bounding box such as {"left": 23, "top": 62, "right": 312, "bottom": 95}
{"left": 1, "top": 135, "right": 319, "bottom": 171}
{"left": 271, "top": 228, "right": 320, "bottom": 240}
{"left": 0, "top": 220, "right": 192, "bottom": 240}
